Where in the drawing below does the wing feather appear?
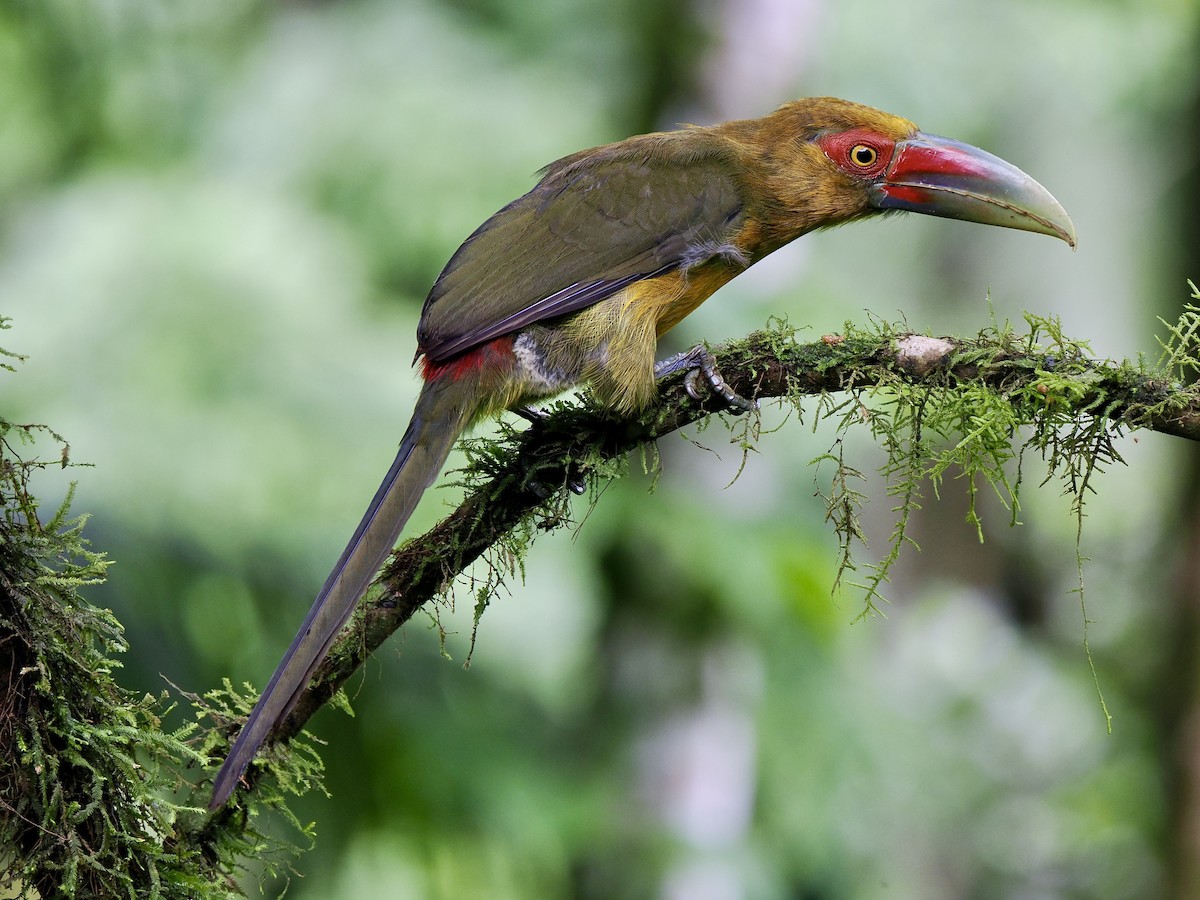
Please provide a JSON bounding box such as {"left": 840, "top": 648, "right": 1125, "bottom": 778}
{"left": 417, "top": 137, "right": 745, "bottom": 363}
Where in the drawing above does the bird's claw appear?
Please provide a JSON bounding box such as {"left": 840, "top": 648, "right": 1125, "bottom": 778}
{"left": 524, "top": 461, "right": 587, "bottom": 499}
{"left": 513, "top": 403, "right": 586, "bottom": 496}
{"left": 656, "top": 344, "right": 757, "bottom": 414}
{"left": 565, "top": 469, "right": 587, "bottom": 495}
{"left": 512, "top": 405, "right": 550, "bottom": 423}
{"left": 526, "top": 478, "right": 553, "bottom": 501}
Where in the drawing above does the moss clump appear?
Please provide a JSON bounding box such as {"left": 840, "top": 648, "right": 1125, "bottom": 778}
{"left": 0, "top": 317, "right": 316, "bottom": 898}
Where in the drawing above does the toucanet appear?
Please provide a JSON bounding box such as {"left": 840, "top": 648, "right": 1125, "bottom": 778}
{"left": 210, "top": 96, "right": 1075, "bottom": 807}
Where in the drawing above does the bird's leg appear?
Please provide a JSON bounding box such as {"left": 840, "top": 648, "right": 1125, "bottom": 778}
{"left": 655, "top": 344, "right": 757, "bottom": 414}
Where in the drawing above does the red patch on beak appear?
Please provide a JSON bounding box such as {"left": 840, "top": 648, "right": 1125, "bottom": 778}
{"left": 885, "top": 140, "right": 996, "bottom": 185}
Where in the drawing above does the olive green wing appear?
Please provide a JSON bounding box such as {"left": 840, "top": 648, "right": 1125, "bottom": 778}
{"left": 417, "top": 146, "right": 746, "bottom": 363}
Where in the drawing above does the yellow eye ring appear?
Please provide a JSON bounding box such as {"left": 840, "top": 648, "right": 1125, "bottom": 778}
{"left": 850, "top": 144, "right": 878, "bottom": 167}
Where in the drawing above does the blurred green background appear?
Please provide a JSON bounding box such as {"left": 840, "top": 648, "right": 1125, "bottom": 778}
{"left": 2, "top": 0, "right": 1199, "bottom": 897}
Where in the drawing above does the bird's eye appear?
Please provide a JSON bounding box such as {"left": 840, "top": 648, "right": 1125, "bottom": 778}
{"left": 816, "top": 130, "right": 893, "bottom": 177}
{"left": 850, "top": 145, "right": 878, "bottom": 168}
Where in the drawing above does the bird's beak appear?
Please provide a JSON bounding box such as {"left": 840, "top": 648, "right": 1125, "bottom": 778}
{"left": 869, "top": 133, "right": 1076, "bottom": 248}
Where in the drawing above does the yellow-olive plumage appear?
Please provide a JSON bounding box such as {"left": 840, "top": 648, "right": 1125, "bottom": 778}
{"left": 210, "top": 97, "right": 1074, "bottom": 808}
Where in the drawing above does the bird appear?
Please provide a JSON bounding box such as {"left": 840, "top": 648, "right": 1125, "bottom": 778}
{"left": 209, "top": 96, "right": 1075, "bottom": 807}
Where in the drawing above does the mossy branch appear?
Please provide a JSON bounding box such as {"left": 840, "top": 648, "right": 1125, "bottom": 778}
{"left": 246, "top": 304, "right": 1200, "bottom": 771}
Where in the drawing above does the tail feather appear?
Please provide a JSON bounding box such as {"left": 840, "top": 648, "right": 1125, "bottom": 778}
{"left": 210, "top": 382, "right": 469, "bottom": 808}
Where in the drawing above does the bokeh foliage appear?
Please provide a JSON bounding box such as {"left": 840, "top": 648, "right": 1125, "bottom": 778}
{"left": 1, "top": 0, "right": 1197, "bottom": 898}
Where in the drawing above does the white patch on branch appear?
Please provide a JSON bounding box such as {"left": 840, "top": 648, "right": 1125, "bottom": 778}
{"left": 893, "top": 335, "right": 956, "bottom": 377}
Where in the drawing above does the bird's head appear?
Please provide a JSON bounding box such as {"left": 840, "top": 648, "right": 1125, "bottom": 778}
{"left": 746, "top": 97, "right": 1076, "bottom": 249}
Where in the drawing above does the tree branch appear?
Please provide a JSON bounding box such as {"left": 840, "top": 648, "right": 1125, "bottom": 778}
{"left": 258, "top": 322, "right": 1200, "bottom": 755}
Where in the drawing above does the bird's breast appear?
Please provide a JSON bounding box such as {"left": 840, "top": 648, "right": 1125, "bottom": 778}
{"left": 646, "top": 262, "right": 743, "bottom": 336}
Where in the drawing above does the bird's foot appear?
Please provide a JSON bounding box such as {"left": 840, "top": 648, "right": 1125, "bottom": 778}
{"left": 525, "top": 461, "right": 587, "bottom": 499}
{"left": 512, "top": 405, "right": 549, "bottom": 422}
{"left": 564, "top": 464, "right": 587, "bottom": 495}
{"left": 510, "top": 404, "right": 586, "bottom": 497}
{"left": 655, "top": 344, "right": 757, "bottom": 414}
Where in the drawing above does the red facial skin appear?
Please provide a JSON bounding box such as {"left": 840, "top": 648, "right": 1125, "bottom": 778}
{"left": 816, "top": 129, "right": 897, "bottom": 179}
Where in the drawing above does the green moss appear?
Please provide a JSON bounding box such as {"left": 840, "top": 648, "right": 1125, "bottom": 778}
{"left": 0, "top": 324, "right": 316, "bottom": 898}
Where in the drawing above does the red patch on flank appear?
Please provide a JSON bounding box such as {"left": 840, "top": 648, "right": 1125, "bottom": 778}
{"left": 421, "top": 336, "right": 516, "bottom": 382}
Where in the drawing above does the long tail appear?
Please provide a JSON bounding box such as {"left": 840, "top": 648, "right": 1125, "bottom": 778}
{"left": 210, "top": 379, "right": 473, "bottom": 808}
